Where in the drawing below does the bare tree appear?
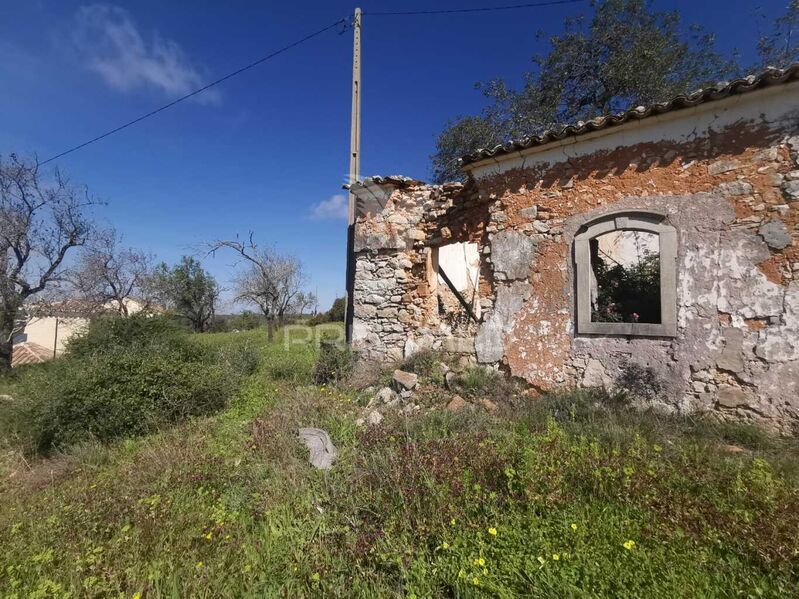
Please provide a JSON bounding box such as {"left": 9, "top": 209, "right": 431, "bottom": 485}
{"left": 72, "top": 228, "right": 153, "bottom": 316}
{"left": 208, "top": 236, "right": 305, "bottom": 341}
{"left": 0, "top": 155, "right": 97, "bottom": 370}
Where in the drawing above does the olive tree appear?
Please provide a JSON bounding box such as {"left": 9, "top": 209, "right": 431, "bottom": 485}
{"left": 758, "top": 0, "right": 799, "bottom": 68}
{"left": 150, "top": 256, "right": 219, "bottom": 332}
{"left": 0, "top": 155, "right": 96, "bottom": 370}
{"left": 431, "top": 0, "right": 738, "bottom": 182}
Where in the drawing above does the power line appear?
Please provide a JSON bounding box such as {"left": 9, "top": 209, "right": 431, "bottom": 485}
{"left": 363, "top": 0, "right": 585, "bottom": 17}
{"left": 40, "top": 17, "right": 349, "bottom": 166}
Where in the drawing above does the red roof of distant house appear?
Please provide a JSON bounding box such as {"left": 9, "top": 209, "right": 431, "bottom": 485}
{"left": 12, "top": 342, "right": 54, "bottom": 367}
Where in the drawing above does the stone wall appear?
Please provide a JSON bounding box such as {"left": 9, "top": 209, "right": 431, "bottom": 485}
{"left": 351, "top": 82, "right": 799, "bottom": 433}
{"left": 351, "top": 178, "right": 487, "bottom": 362}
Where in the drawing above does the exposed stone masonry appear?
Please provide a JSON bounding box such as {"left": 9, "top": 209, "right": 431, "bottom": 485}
{"left": 351, "top": 83, "right": 799, "bottom": 434}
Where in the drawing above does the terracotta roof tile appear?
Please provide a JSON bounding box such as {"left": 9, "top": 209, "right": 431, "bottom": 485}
{"left": 12, "top": 342, "right": 54, "bottom": 368}
{"left": 460, "top": 63, "right": 799, "bottom": 167}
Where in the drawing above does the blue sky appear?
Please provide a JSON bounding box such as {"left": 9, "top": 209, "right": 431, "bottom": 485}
{"left": 0, "top": 0, "right": 790, "bottom": 311}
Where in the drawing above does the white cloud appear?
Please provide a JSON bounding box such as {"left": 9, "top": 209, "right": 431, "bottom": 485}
{"left": 72, "top": 4, "right": 219, "bottom": 103}
{"left": 310, "top": 194, "right": 349, "bottom": 221}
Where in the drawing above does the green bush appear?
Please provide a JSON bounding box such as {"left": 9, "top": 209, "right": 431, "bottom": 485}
{"left": 307, "top": 297, "right": 346, "bottom": 326}
{"left": 66, "top": 313, "right": 187, "bottom": 358}
{"left": 5, "top": 314, "right": 245, "bottom": 452}
{"left": 210, "top": 311, "right": 264, "bottom": 333}
{"left": 400, "top": 349, "right": 446, "bottom": 378}
{"left": 312, "top": 341, "right": 353, "bottom": 385}
{"left": 450, "top": 365, "right": 522, "bottom": 403}
{"left": 593, "top": 250, "right": 660, "bottom": 323}
{"left": 26, "top": 349, "right": 233, "bottom": 450}
{"left": 216, "top": 338, "right": 260, "bottom": 378}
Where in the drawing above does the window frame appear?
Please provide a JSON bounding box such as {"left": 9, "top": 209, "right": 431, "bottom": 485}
{"left": 574, "top": 210, "right": 677, "bottom": 337}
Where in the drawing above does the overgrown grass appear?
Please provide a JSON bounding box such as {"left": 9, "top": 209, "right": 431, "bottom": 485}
{"left": 1, "top": 328, "right": 798, "bottom": 597}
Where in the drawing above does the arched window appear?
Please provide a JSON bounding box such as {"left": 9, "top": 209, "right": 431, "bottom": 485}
{"left": 574, "top": 210, "right": 677, "bottom": 337}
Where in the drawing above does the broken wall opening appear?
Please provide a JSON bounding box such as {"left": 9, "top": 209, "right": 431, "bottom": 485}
{"left": 429, "top": 241, "right": 481, "bottom": 333}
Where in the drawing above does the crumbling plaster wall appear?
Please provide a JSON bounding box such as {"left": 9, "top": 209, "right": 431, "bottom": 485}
{"left": 352, "top": 83, "right": 799, "bottom": 432}
{"left": 466, "top": 82, "right": 799, "bottom": 432}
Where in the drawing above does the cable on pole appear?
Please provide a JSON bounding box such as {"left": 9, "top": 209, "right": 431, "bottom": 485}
{"left": 40, "top": 17, "right": 349, "bottom": 166}
{"left": 363, "top": 0, "right": 585, "bottom": 17}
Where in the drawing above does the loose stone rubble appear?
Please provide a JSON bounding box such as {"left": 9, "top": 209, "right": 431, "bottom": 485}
{"left": 349, "top": 71, "right": 799, "bottom": 434}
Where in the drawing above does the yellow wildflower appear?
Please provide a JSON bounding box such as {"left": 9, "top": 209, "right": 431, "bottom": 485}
{"left": 552, "top": 553, "right": 560, "bottom": 561}
{"left": 132, "top": 593, "right": 141, "bottom": 599}
{"left": 450, "top": 518, "right": 457, "bottom": 526}
{"left": 195, "top": 561, "right": 203, "bottom": 569}
{"left": 473, "top": 557, "right": 485, "bottom": 566}
{"left": 623, "top": 540, "right": 636, "bottom": 550}
{"left": 311, "top": 573, "right": 321, "bottom": 582}
{"left": 472, "top": 577, "right": 480, "bottom": 586}
{"left": 204, "top": 532, "right": 212, "bottom": 540}
{"left": 441, "top": 542, "right": 450, "bottom": 550}
{"left": 488, "top": 527, "right": 498, "bottom": 536}
{"left": 571, "top": 523, "right": 578, "bottom": 531}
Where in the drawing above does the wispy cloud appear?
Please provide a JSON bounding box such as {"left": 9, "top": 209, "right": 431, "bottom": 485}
{"left": 310, "top": 194, "right": 348, "bottom": 221}
{"left": 71, "top": 4, "right": 219, "bottom": 103}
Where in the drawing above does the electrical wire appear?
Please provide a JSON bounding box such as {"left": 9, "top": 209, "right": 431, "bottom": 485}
{"left": 363, "top": 0, "right": 585, "bottom": 17}
{"left": 40, "top": 17, "right": 349, "bottom": 166}
{"left": 40, "top": 1, "right": 588, "bottom": 165}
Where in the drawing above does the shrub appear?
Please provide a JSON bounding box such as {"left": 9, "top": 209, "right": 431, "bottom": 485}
{"left": 6, "top": 314, "right": 244, "bottom": 452}
{"left": 23, "top": 349, "right": 235, "bottom": 450}
{"left": 230, "top": 310, "right": 263, "bottom": 331}
{"left": 450, "top": 365, "right": 522, "bottom": 403}
{"left": 327, "top": 297, "right": 346, "bottom": 322}
{"left": 266, "top": 355, "right": 314, "bottom": 383}
{"left": 312, "top": 342, "right": 353, "bottom": 385}
{"left": 216, "top": 339, "right": 260, "bottom": 377}
{"left": 593, "top": 250, "right": 660, "bottom": 323}
{"left": 400, "top": 349, "right": 446, "bottom": 378}
{"left": 307, "top": 297, "right": 346, "bottom": 326}
{"left": 66, "top": 313, "right": 187, "bottom": 358}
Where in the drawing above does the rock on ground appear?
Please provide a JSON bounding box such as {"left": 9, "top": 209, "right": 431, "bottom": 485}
{"left": 392, "top": 370, "right": 419, "bottom": 391}
{"left": 375, "top": 387, "right": 398, "bottom": 404}
{"left": 446, "top": 395, "right": 469, "bottom": 412}
{"left": 479, "top": 398, "right": 499, "bottom": 413}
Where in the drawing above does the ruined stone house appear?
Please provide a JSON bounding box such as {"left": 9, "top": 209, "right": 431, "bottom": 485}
{"left": 348, "top": 65, "right": 799, "bottom": 433}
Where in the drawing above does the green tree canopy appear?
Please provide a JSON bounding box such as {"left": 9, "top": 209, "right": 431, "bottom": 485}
{"left": 431, "top": 0, "right": 740, "bottom": 182}
{"left": 758, "top": 0, "right": 799, "bottom": 68}
{"left": 151, "top": 256, "right": 219, "bottom": 333}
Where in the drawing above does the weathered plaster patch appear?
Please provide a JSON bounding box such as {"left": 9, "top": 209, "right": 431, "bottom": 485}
{"left": 475, "top": 281, "right": 531, "bottom": 363}
{"left": 490, "top": 230, "right": 538, "bottom": 280}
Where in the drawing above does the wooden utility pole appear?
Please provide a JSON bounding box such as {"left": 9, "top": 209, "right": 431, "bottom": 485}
{"left": 344, "top": 7, "right": 361, "bottom": 343}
